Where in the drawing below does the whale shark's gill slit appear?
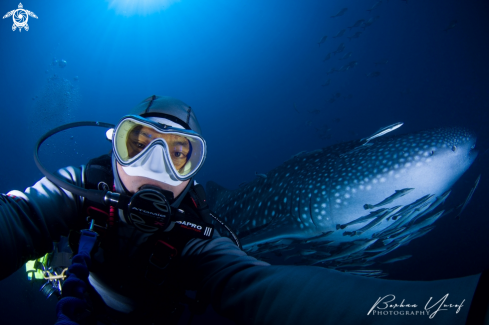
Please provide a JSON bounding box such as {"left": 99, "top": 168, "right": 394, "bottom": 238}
{"left": 308, "top": 194, "right": 318, "bottom": 229}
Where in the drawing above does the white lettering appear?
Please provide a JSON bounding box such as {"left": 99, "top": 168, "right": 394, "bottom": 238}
{"left": 368, "top": 294, "right": 396, "bottom": 315}
{"left": 176, "top": 220, "right": 203, "bottom": 230}
{"left": 425, "top": 294, "right": 465, "bottom": 319}
{"left": 426, "top": 294, "right": 449, "bottom": 319}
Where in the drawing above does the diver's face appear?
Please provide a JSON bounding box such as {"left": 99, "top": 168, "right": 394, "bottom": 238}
{"left": 116, "top": 162, "right": 189, "bottom": 196}
{"left": 126, "top": 126, "right": 190, "bottom": 171}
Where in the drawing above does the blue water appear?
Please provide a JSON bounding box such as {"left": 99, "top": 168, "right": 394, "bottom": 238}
{"left": 0, "top": 0, "right": 488, "bottom": 324}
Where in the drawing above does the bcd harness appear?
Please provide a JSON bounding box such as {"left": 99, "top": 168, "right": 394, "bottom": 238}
{"left": 77, "top": 154, "right": 218, "bottom": 283}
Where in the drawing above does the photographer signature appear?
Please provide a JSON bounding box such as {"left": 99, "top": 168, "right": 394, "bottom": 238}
{"left": 368, "top": 294, "right": 465, "bottom": 318}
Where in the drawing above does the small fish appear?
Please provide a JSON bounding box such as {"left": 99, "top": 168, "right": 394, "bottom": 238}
{"left": 456, "top": 174, "right": 481, "bottom": 219}
{"left": 318, "top": 35, "right": 328, "bottom": 47}
{"left": 308, "top": 109, "right": 321, "bottom": 115}
{"left": 382, "top": 255, "right": 412, "bottom": 264}
{"left": 346, "top": 269, "right": 383, "bottom": 275}
{"left": 255, "top": 172, "right": 267, "bottom": 179}
{"left": 415, "top": 190, "right": 451, "bottom": 217}
{"left": 339, "top": 52, "right": 352, "bottom": 60}
{"left": 348, "top": 19, "right": 365, "bottom": 30}
{"left": 333, "top": 29, "right": 346, "bottom": 38}
{"left": 331, "top": 8, "right": 348, "bottom": 18}
{"left": 372, "top": 227, "right": 406, "bottom": 239}
{"left": 347, "top": 61, "right": 358, "bottom": 69}
{"left": 364, "top": 188, "right": 414, "bottom": 210}
{"left": 284, "top": 249, "right": 318, "bottom": 260}
{"left": 337, "top": 208, "right": 388, "bottom": 230}
{"left": 363, "top": 16, "right": 380, "bottom": 29}
{"left": 314, "top": 239, "right": 377, "bottom": 263}
{"left": 374, "top": 59, "right": 389, "bottom": 66}
{"left": 342, "top": 122, "right": 403, "bottom": 156}
{"left": 367, "top": 1, "right": 383, "bottom": 12}
{"left": 336, "top": 261, "right": 375, "bottom": 268}
{"left": 322, "top": 79, "right": 331, "bottom": 87}
{"left": 323, "top": 53, "right": 331, "bottom": 61}
{"left": 398, "top": 211, "right": 444, "bottom": 238}
{"left": 352, "top": 206, "right": 403, "bottom": 236}
{"left": 443, "top": 20, "right": 457, "bottom": 32}
{"left": 369, "top": 273, "right": 389, "bottom": 278}
{"left": 348, "top": 32, "right": 362, "bottom": 41}
{"left": 385, "top": 194, "right": 435, "bottom": 228}
{"left": 333, "top": 43, "right": 345, "bottom": 55}
{"left": 302, "top": 231, "right": 334, "bottom": 243}
{"left": 367, "top": 71, "right": 381, "bottom": 77}
{"left": 300, "top": 249, "right": 317, "bottom": 256}
{"left": 366, "top": 243, "right": 401, "bottom": 260}
{"left": 361, "top": 122, "right": 404, "bottom": 144}
{"left": 399, "top": 202, "right": 432, "bottom": 227}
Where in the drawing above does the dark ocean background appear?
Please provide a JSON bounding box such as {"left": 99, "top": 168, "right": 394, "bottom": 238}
{"left": 0, "top": 0, "right": 488, "bottom": 323}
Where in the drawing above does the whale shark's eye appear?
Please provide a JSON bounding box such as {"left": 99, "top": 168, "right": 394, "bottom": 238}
{"left": 430, "top": 150, "right": 435, "bottom": 156}
{"left": 451, "top": 146, "right": 457, "bottom": 152}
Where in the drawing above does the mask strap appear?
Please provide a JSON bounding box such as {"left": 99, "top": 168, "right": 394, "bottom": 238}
{"left": 171, "top": 178, "right": 193, "bottom": 208}
{"left": 112, "top": 154, "right": 130, "bottom": 195}
{"left": 145, "top": 95, "right": 157, "bottom": 114}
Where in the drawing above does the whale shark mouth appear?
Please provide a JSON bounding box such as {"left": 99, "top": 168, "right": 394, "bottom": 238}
{"left": 206, "top": 126, "right": 478, "bottom": 274}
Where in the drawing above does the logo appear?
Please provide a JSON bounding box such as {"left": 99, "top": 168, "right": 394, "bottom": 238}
{"left": 176, "top": 220, "right": 203, "bottom": 231}
{"left": 367, "top": 294, "right": 465, "bottom": 319}
{"left": 131, "top": 206, "right": 167, "bottom": 219}
{"left": 3, "top": 3, "right": 37, "bottom": 32}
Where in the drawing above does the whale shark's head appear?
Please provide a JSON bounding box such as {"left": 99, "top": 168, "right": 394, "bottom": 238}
{"left": 321, "top": 127, "right": 478, "bottom": 242}
{"left": 207, "top": 126, "right": 478, "bottom": 252}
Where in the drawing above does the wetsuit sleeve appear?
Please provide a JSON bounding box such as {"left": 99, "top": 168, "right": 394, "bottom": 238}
{"left": 0, "top": 166, "right": 85, "bottom": 280}
{"left": 180, "top": 235, "right": 482, "bottom": 325}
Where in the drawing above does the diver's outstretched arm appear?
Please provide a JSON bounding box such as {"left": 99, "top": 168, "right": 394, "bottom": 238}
{"left": 0, "top": 166, "right": 85, "bottom": 280}
{"left": 180, "top": 235, "right": 488, "bottom": 325}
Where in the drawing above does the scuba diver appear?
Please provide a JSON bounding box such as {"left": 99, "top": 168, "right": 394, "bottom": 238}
{"left": 1, "top": 95, "right": 489, "bottom": 325}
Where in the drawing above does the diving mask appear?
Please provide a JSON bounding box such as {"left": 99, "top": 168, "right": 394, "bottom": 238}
{"left": 110, "top": 115, "right": 206, "bottom": 186}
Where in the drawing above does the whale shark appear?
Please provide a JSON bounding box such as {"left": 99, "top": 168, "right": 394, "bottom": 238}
{"left": 206, "top": 126, "right": 478, "bottom": 270}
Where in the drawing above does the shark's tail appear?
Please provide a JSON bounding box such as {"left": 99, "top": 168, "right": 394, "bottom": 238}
{"left": 206, "top": 181, "right": 235, "bottom": 210}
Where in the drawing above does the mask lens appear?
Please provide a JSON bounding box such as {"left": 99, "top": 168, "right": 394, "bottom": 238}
{"left": 114, "top": 117, "right": 205, "bottom": 179}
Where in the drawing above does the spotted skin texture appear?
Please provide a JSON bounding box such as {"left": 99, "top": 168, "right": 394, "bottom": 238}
{"left": 207, "top": 127, "right": 477, "bottom": 269}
